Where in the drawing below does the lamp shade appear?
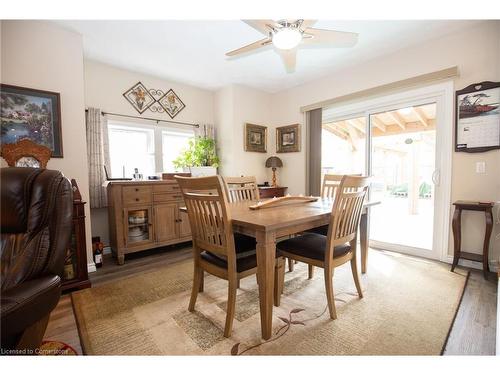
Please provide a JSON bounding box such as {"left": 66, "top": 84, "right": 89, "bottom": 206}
{"left": 265, "top": 156, "right": 283, "bottom": 168}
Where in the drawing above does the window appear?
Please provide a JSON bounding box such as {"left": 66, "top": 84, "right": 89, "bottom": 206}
{"left": 107, "top": 120, "right": 194, "bottom": 178}
{"left": 162, "top": 130, "right": 194, "bottom": 172}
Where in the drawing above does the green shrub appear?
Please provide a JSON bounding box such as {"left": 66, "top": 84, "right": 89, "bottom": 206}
{"left": 173, "top": 136, "right": 220, "bottom": 168}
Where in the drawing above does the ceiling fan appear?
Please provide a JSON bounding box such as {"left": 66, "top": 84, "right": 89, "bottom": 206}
{"left": 225, "top": 20, "right": 358, "bottom": 73}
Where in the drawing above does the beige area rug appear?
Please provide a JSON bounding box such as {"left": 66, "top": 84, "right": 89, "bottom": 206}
{"left": 72, "top": 250, "right": 468, "bottom": 355}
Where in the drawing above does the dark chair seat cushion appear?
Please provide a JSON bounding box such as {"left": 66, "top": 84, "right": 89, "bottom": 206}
{"left": 201, "top": 233, "right": 258, "bottom": 273}
{"left": 234, "top": 233, "right": 257, "bottom": 253}
{"left": 305, "top": 225, "right": 329, "bottom": 236}
{"left": 201, "top": 251, "right": 257, "bottom": 273}
{"left": 276, "top": 233, "right": 351, "bottom": 262}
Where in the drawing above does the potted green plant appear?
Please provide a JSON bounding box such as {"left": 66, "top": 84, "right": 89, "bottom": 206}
{"left": 173, "top": 136, "right": 220, "bottom": 176}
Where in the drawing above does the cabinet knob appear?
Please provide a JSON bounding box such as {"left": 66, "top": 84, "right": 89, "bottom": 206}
{"left": 135, "top": 198, "right": 139, "bottom": 201}
{"left": 135, "top": 188, "right": 139, "bottom": 192}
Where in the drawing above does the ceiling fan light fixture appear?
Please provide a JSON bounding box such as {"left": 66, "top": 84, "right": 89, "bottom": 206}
{"left": 272, "top": 27, "right": 302, "bottom": 50}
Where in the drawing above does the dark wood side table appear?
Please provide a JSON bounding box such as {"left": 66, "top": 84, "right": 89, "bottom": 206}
{"left": 258, "top": 186, "right": 288, "bottom": 199}
{"left": 62, "top": 200, "right": 91, "bottom": 291}
{"left": 451, "top": 200, "right": 494, "bottom": 279}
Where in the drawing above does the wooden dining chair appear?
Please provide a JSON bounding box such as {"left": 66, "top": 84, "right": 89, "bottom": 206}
{"left": 223, "top": 175, "right": 260, "bottom": 202}
{"left": 305, "top": 173, "right": 363, "bottom": 278}
{"left": 175, "top": 175, "right": 285, "bottom": 337}
{"left": 277, "top": 175, "right": 370, "bottom": 320}
{"left": 224, "top": 175, "right": 297, "bottom": 275}
{"left": 321, "top": 173, "right": 344, "bottom": 199}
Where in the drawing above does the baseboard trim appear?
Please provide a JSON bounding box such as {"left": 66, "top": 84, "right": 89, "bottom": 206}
{"left": 369, "top": 242, "right": 498, "bottom": 272}
{"left": 443, "top": 255, "right": 498, "bottom": 273}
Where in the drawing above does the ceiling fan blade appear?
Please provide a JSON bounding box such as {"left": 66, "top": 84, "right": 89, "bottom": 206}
{"left": 299, "top": 19, "right": 317, "bottom": 30}
{"left": 302, "top": 28, "right": 358, "bottom": 47}
{"left": 242, "top": 19, "right": 277, "bottom": 36}
{"left": 226, "top": 37, "right": 272, "bottom": 57}
{"left": 277, "top": 48, "right": 297, "bottom": 73}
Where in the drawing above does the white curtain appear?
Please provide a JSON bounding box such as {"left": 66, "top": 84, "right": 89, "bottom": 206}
{"left": 86, "top": 108, "right": 110, "bottom": 208}
{"left": 196, "top": 124, "right": 216, "bottom": 139}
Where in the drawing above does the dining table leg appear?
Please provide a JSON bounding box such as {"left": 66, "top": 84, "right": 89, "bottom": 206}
{"left": 360, "top": 210, "right": 368, "bottom": 274}
{"left": 255, "top": 230, "right": 276, "bottom": 340}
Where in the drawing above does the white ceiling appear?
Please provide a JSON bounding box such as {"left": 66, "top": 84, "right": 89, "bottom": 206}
{"left": 54, "top": 20, "right": 481, "bottom": 93}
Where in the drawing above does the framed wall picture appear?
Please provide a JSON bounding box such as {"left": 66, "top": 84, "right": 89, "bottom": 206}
{"left": 158, "top": 89, "right": 186, "bottom": 119}
{"left": 245, "top": 123, "right": 267, "bottom": 153}
{"left": 455, "top": 81, "right": 500, "bottom": 153}
{"left": 1, "top": 84, "right": 63, "bottom": 157}
{"left": 276, "top": 124, "right": 300, "bottom": 153}
{"left": 123, "top": 82, "right": 155, "bottom": 114}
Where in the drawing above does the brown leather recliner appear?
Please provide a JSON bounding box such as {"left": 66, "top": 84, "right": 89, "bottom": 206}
{"left": 1, "top": 167, "right": 73, "bottom": 352}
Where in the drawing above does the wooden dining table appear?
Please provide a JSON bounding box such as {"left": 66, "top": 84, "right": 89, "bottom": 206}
{"left": 181, "top": 197, "right": 379, "bottom": 340}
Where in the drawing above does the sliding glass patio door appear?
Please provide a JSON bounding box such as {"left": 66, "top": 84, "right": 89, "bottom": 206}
{"left": 320, "top": 82, "right": 454, "bottom": 261}
{"left": 368, "top": 104, "right": 436, "bottom": 253}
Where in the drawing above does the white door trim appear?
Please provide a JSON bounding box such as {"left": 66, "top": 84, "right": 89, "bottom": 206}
{"left": 323, "top": 80, "right": 454, "bottom": 261}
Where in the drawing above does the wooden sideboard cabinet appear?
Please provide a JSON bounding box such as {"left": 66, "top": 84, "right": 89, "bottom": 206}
{"left": 107, "top": 180, "right": 191, "bottom": 265}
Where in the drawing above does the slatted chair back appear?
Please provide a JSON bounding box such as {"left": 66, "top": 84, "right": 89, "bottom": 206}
{"left": 321, "top": 174, "right": 343, "bottom": 199}
{"left": 175, "top": 175, "right": 235, "bottom": 260}
{"left": 326, "top": 175, "right": 370, "bottom": 256}
{"left": 224, "top": 176, "right": 260, "bottom": 202}
{"left": 321, "top": 173, "right": 362, "bottom": 199}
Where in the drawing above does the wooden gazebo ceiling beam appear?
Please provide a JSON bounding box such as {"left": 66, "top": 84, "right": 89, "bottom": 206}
{"left": 371, "top": 116, "right": 387, "bottom": 132}
{"left": 323, "top": 119, "right": 436, "bottom": 138}
{"left": 345, "top": 124, "right": 359, "bottom": 152}
{"left": 371, "top": 119, "right": 435, "bottom": 137}
{"left": 412, "top": 107, "right": 430, "bottom": 127}
{"left": 387, "top": 112, "right": 406, "bottom": 129}
{"left": 323, "top": 123, "right": 348, "bottom": 140}
{"left": 346, "top": 118, "right": 366, "bottom": 134}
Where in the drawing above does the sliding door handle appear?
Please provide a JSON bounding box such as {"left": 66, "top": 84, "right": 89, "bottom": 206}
{"left": 432, "top": 169, "right": 440, "bottom": 186}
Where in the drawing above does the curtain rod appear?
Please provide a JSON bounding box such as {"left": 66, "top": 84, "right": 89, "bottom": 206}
{"left": 85, "top": 109, "right": 199, "bottom": 128}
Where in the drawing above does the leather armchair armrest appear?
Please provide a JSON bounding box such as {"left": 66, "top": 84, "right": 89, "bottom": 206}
{"left": 1, "top": 275, "right": 61, "bottom": 338}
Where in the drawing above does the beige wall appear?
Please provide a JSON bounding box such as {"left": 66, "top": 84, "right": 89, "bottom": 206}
{"left": 215, "top": 84, "right": 274, "bottom": 183}
{"left": 268, "top": 20, "right": 500, "bottom": 265}
{"left": 84, "top": 60, "right": 215, "bottom": 246}
{"left": 84, "top": 60, "right": 214, "bottom": 126}
{"left": 1, "top": 21, "right": 94, "bottom": 266}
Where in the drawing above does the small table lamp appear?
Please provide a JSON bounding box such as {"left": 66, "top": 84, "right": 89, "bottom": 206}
{"left": 265, "top": 156, "right": 283, "bottom": 187}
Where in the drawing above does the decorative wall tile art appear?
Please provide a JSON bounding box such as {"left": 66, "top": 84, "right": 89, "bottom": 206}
{"left": 158, "top": 89, "right": 186, "bottom": 119}
{"left": 123, "top": 83, "right": 186, "bottom": 118}
{"left": 122, "top": 82, "right": 155, "bottom": 114}
{"left": 147, "top": 89, "right": 167, "bottom": 113}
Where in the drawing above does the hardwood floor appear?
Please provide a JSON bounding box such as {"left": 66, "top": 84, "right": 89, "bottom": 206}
{"left": 44, "top": 245, "right": 497, "bottom": 355}
{"left": 443, "top": 270, "right": 498, "bottom": 355}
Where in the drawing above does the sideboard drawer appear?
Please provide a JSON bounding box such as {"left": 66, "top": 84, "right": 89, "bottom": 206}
{"left": 153, "top": 192, "right": 184, "bottom": 203}
{"left": 152, "top": 184, "right": 181, "bottom": 193}
{"left": 123, "top": 186, "right": 152, "bottom": 205}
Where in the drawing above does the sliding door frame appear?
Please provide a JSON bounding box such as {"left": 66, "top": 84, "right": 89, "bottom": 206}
{"left": 322, "top": 80, "right": 454, "bottom": 262}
